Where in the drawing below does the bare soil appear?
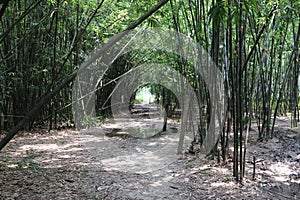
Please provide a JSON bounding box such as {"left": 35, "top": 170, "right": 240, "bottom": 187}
{"left": 0, "top": 106, "right": 299, "bottom": 199}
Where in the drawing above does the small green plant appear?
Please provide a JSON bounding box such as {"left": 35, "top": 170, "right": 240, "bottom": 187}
{"left": 26, "top": 161, "right": 41, "bottom": 172}
{"left": 82, "top": 115, "right": 101, "bottom": 128}
{"left": 188, "top": 157, "right": 196, "bottom": 163}
{"left": 18, "top": 161, "right": 42, "bottom": 172}
{"left": 201, "top": 173, "right": 211, "bottom": 177}
{"left": 222, "top": 174, "right": 231, "bottom": 182}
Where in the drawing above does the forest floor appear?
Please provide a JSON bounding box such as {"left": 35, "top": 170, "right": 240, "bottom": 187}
{"left": 0, "top": 104, "right": 300, "bottom": 199}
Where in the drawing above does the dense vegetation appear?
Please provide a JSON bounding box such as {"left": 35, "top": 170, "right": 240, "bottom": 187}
{"left": 0, "top": 0, "right": 299, "bottom": 182}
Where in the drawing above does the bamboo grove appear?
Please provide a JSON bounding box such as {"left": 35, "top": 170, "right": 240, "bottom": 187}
{"left": 0, "top": 0, "right": 299, "bottom": 182}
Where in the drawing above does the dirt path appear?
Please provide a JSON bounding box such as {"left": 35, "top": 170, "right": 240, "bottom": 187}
{"left": 0, "top": 106, "right": 299, "bottom": 199}
{"left": 77, "top": 103, "right": 194, "bottom": 199}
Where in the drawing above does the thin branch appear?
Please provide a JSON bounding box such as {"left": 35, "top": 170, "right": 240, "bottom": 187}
{"left": 0, "top": 0, "right": 43, "bottom": 43}
{"left": 242, "top": 4, "right": 278, "bottom": 72}
{"left": 0, "top": 0, "right": 9, "bottom": 21}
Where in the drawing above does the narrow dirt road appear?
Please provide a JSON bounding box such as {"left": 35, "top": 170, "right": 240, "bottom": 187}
{"left": 80, "top": 103, "right": 193, "bottom": 199}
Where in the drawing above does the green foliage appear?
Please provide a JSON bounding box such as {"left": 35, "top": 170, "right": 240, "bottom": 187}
{"left": 188, "top": 157, "right": 196, "bottom": 163}
{"left": 82, "top": 115, "right": 101, "bottom": 128}
{"left": 135, "top": 86, "right": 155, "bottom": 103}
{"left": 18, "top": 161, "right": 42, "bottom": 172}
{"left": 222, "top": 174, "right": 231, "bottom": 182}
{"left": 208, "top": 0, "right": 227, "bottom": 23}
